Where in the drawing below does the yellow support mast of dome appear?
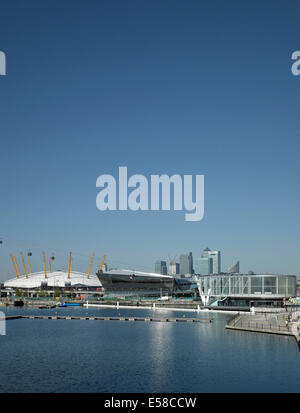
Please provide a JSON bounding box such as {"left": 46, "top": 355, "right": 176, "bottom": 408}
{"left": 13, "top": 255, "right": 21, "bottom": 278}
{"left": 99, "top": 254, "right": 106, "bottom": 273}
{"left": 87, "top": 252, "right": 94, "bottom": 279}
{"left": 42, "top": 251, "right": 47, "bottom": 279}
{"left": 68, "top": 252, "right": 72, "bottom": 279}
{"left": 10, "top": 254, "right": 20, "bottom": 278}
{"left": 27, "top": 252, "right": 33, "bottom": 274}
{"left": 20, "top": 252, "right": 28, "bottom": 278}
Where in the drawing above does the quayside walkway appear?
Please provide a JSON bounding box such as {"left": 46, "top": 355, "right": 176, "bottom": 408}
{"left": 226, "top": 311, "right": 300, "bottom": 346}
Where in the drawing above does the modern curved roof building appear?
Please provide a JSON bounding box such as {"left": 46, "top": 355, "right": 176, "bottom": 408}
{"left": 4, "top": 270, "right": 102, "bottom": 289}
{"left": 96, "top": 268, "right": 197, "bottom": 297}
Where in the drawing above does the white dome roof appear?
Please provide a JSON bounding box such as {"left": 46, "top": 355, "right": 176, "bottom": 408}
{"left": 4, "top": 270, "right": 102, "bottom": 289}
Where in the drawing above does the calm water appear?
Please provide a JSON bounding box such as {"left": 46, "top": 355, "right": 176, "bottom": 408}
{"left": 0, "top": 306, "right": 299, "bottom": 393}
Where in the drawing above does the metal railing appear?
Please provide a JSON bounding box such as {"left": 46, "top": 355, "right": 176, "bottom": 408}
{"left": 227, "top": 312, "right": 241, "bottom": 326}
{"left": 234, "top": 318, "right": 290, "bottom": 332}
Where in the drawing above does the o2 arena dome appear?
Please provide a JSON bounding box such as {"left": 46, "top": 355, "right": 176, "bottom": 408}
{"left": 3, "top": 251, "right": 104, "bottom": 291}
{"left": 4, "top": 270, "right": 102, "bottom": 289}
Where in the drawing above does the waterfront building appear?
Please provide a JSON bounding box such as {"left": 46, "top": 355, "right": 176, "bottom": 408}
{"left": 155, "top": 260, "right": 168, "bottom": 275}
{"left": 196, "top": 273, "right": 297, "bottom": 308}
{"left": 180, "top": 252, "right": 193, "bottom": 276}
{"left": 97, "top": 269, "right": 197, "bottom": 297}
{"left": 194, "top": 257, "right": 213, "bottom": 275}
{"left": 201, "top": 248, "right": 221, "bottom": 274}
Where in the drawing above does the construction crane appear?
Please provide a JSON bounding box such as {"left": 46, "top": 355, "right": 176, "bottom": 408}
{"left": 27, "top": 252, "right": 33, "bottom": 274}
{"left": 98, "top": 254, "right": 106, "bottom": 273}
{"left": 20, "top": 252, "right": 28, "bottom": 278}
{"left": 67, "top": 252, "right": 72, "bottom": 279}
{"left": 87, "top": 252, "right": 95, "bottom": 279}
{"left": 42, "top": 251, "right": 47, "bottom": 279}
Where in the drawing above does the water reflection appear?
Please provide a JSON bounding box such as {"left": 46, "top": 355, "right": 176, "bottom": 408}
{"left": 0, "top": 306, "right": 300, "bottom": 392}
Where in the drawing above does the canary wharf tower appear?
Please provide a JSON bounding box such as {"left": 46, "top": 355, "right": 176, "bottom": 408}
{"left": 201, "top": 248, "right": 221, "bottom": 274}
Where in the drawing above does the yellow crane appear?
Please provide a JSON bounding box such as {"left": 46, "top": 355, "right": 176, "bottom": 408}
{"left": 99, "top": 254, "right": 106, "bottom": 273}
{"left": 20, "top": 252, "right": 28, "bottom": 278}
{"left": 87, "top": 252, "right": 95, "bottom": 279}
{"left": 42, "top": 251, "right": 47, "bottom": 279}
{"left": 27, "top": 252, "right": 33, "bottom": 274}
{"left": 67, "top": 252, "right": 72, "bottom": 279}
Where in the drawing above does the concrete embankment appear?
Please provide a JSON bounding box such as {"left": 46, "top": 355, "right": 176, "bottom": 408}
{"left": 226, "top": 311, "right": 300, "bottom": 346}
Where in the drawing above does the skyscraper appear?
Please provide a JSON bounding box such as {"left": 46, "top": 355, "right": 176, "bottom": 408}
{"left": 201, "top": 248, "right": 221, "bottom": 274}
{"left": 179, "top": 252, "right": 193, "bottom": 276}
{"left": 201, "top": 247, "right": 211, "bottom": 259}
{"left": 227, "top": 261, "right": 240, "bottom": 273}
{"left": 169, "top": 261, "right": 180, "bottom": 275}
{"left": 194, "top": 257, "right": 213, "bottom": 275}
{"left": 155, "top": 260, "right": 168, "bottom": 275}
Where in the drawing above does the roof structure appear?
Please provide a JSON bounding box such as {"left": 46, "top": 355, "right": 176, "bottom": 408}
{"left": 104, "top": 269, "right": 173, "bottom": 279}
{"left": 4, "top": 270, "right": 102, "bottom": 289}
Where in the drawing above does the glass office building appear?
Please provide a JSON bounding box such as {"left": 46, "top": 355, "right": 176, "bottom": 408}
{"left": 155, "top": 261, "right": 168, "bottom": 275}
{"left": 196, "top": 274, "right": 296, "bottom": 307}
{"left": 201, "top": 248, "right": 221, "bottom": 274}
{"left": 194, "top": 257, "right": 213, "bottom": 275}
{"left": 180, "top": 252, "right": 193, "bottom": 275}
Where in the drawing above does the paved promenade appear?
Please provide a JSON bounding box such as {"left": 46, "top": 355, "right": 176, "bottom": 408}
{"left": 226, "top": 310, "right": 300, "bottom": 346}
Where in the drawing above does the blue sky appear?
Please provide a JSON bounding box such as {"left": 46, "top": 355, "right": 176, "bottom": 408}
{"left": 0, "top": 0, "right": 299, "bottom": 280}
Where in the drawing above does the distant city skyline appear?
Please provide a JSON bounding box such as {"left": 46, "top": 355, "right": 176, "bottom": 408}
{"left": 0, "top": 240, "right": 298, "bottom": 282}
{"left": 153, "top": 247, "right": 284, "bottom": 277}
{"left": 0, "top": 1, "right": 299, "bottom": 280}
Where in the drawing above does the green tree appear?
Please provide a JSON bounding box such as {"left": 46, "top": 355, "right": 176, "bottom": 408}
{"left": 15, "top": 288, "right": 22, "bottom": 297}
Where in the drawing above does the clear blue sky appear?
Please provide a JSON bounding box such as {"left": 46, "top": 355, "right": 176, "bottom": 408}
{"left": 0, "top": 0, "right": 299, "bottom": 280}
